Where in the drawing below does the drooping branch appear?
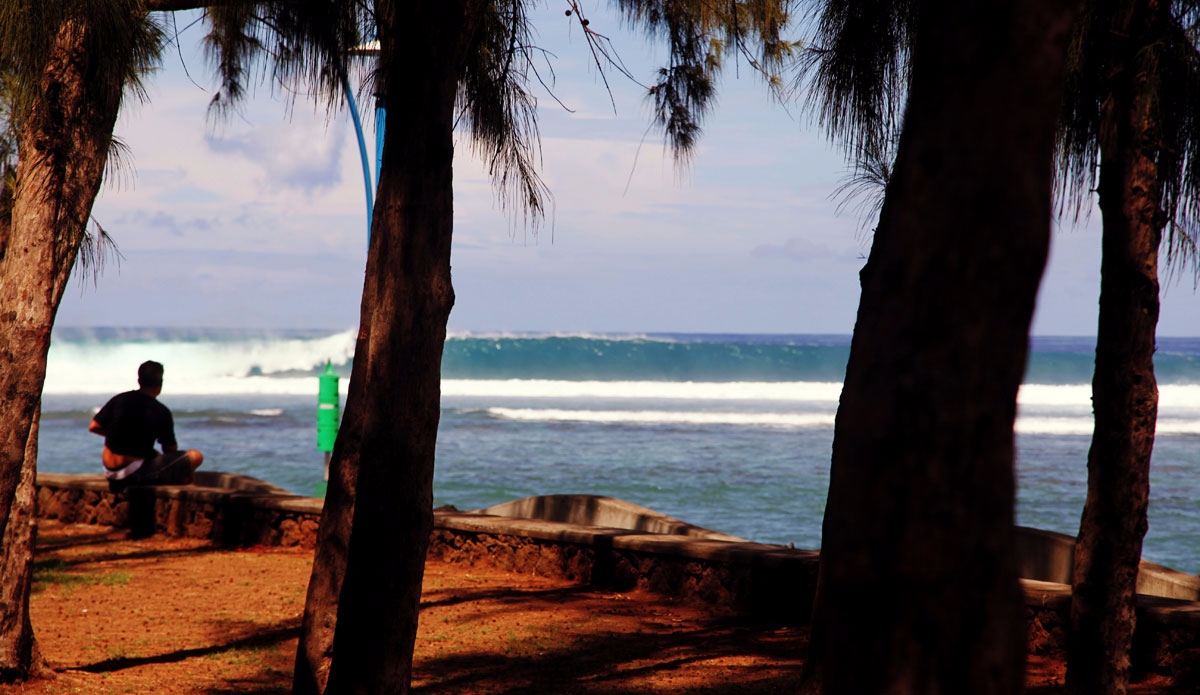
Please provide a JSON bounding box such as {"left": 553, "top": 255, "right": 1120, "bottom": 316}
{"left": 145, "top": 0, "right": 240, "bottom": 12}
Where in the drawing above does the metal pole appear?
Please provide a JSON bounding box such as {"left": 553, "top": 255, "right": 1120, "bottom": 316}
{"left": 341, "top": 75, "right": 374, "bottom": 240}
{"left": 375, "top": 96, "right": 386, "bottom": 197}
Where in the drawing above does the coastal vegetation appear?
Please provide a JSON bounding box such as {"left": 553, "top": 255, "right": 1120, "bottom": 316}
{"left": 266, "top": 5, "right": 794, "bottom": 694}
{"left": 0, "top": 1, "right": 163, "bottom": 679}
{"left": 1, "top": 1, "right": 1197, "bottom": 694}
{"left": 0, "top": 0, "right": 794, "bottom": 692}
{"left": 1057, "top": 4, "right": 1200, "bottom": 693}
{"left": 798, "top": 1, "right": 1200, "bottom": 693}
{"left": 798, "top": 2, "right": 1075, "bottom": 693}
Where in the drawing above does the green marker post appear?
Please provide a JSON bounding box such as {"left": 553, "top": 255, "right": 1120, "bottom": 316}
{"left": 316, "top": 361, "right": 340, "bottom": 496}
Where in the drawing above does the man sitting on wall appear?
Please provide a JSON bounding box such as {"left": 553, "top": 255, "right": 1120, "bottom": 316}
{"left": 88, "top": 360, "right": 204, "bottom": 493}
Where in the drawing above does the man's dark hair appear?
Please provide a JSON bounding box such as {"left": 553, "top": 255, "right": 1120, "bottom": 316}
{"left": 138, "top": 361, "right": 164, "bottom": 389}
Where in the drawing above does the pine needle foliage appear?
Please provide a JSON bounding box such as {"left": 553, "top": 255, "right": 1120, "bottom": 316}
{"left": 613, "top": 0, "right": 798, "bottom": 163}
{"left": 202, "top": 0, "right": 796, "bottom": 228}
{"left": 803, "top": 0, "right": 1200, "bottom": 275}
{"left": 198, "top": 1, "right": 365, "bottom": 120}
{"left": 199, "top": 0, "right": 552, "bottom": 226}
{"left": 0, "top": 1, "right": 163, "bottom": 127}
{"left": 798, "top": 0, "right": 916, "bottom": 162}
{"left": 832, "top": 133, "right": 894, "bottom": 234}
{"left": 1056, "top": 0, "right": 1200, "bottom": 277}
{"left": 457, "top": 0, "right": 550, "bottom": 228}
{"left": 0, "top": 0, "right": 162, "bottom": 272}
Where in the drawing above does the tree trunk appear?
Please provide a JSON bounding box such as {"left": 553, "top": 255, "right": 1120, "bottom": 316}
{"left": 0, "top": 18, "right": 124, "bottom": 681}
{"left": 293, "top": 336, "right": 364, "bottom": 694}
{"left": 294, "top": 2, "right": 470, "bottom": 693}
{"left": 1067, "top": 3, "right": 1166, "bottom": 694}
{"left": 802, "top": 1, "right": 1076, "bottom": 694}
{"left": 0, "top": 413, "right": 46, "bottom": 682}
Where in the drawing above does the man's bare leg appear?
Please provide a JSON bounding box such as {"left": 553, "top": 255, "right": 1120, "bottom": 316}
{"left": 183, "top": 450, "right": 203, "bottom": 484}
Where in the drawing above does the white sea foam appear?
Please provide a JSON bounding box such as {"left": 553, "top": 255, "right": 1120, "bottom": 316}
{"left": 1016, "top": 416, "right": 1200, "bottom": 436}
{"left": 42, "top": 373, "right": 348, "bottom": 396}
{"left": 487, "top": 408, "right": 837, "bottom": 428}
{"left": 445, "top": 330, "right": 662, "bottom": 342}
{"left": 1014, "top": 417, "right": 1095, "bottom": 435}
{"left": 43, "top": 329, "right": 357, "bottom": 394}
{"left": 1018, "top": 383, "right": 1200, "bottom": 410}
{"left": 442, "top": 379, "right": 844, "bottom": 401}
{"left": 248, "top": 408, "right": 285, "bottom": 417}
{"left": 484, "top": 407, "right": 1200, "bottom": 434}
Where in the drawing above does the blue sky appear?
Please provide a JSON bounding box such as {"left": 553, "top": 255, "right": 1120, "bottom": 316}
{"left": 54, "top": 5, "right": 1200, "bottom": 336}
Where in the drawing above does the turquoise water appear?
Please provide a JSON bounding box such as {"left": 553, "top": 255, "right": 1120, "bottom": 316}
{"left": 37, "top": 329, "right": 1200, "bottom": 572}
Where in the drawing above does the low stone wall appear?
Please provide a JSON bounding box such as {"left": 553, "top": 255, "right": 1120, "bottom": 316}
{"left": 34, "top": 473, "right": 818, "bottom": 621}
{"left": 426, "top": 513, "right": 819, "bottom": 621}
{"left": 33, "top": 472, "right": 1200, "bottom": 684}
{"left": 36, "top": 472, "right": 322, "bottom": 548}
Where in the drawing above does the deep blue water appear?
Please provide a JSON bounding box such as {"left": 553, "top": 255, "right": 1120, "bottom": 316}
{"left": 37, "top": 329, "right": 1200, "bottom": 573}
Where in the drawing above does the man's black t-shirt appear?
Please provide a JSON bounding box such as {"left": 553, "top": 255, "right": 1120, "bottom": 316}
{"left": 94, "top": 390, "right": 177, "bottom": 460}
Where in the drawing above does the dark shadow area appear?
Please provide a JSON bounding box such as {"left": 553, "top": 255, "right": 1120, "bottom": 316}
{"left": 1027, "top": 682, "right": 1186, "bottom": 694}
{"left": 421, "top": 580, "right": 803, "bottom": 631}
{"left": 35, "top": 530, "right": 127, "bottom": 552}
{"left": 420, "top": 583, "right": 601, "bottom": 611}
{"left": 72, "top": 623, "right": 300, "bottom": 674}
{"left": 37, "top": 543, "right": 231, "bottom": 569}
{"left": 411, "top": 613, "right": 806, "bottom": 695}
{"left": 199, "top": 680, "right": 291, "bottom": 695}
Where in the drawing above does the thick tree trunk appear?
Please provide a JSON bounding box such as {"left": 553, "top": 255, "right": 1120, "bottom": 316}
{"left": 0, "top": 19, "right": 124, "bottom": 681}
{"left": 294, "top": 2, "right": 470, "bottom": 694}
{"left": 802, "top": 2, "right": 1075, "bottom": 694}
{"left": 1067, "top": 3, "right": 1166, "bottom": 694}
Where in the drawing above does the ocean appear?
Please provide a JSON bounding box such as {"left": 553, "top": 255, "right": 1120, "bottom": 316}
{"left": 37, "top": 328, "right": 1200, "bottom": 573}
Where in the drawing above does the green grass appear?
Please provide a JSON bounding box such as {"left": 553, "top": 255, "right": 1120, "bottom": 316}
{"left": 32, "top": 558, "right": 133, "bottom": 593}
{"left": 205, "top": 643, "right": 269, "bottom": 667}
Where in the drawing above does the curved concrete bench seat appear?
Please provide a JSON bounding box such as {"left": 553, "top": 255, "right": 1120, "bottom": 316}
{"left": 467, "top": 494, "right": 749, "bottom": 542}
{"left": 1015, "top": 525, "right": 1200, "bottom": 601}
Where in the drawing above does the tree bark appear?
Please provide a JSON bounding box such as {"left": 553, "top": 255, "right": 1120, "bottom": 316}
{"left": 1067, "top": 3, "right": 1166, "bottom": 694}
{"left": 293, "top": 330, "right": 365, "bottom": 694}
{"left": 0, "top": 413, "right": 46, "bottom": 682}
{"left": 0, "top": 18, "right": 124, "bottom": 681}
{"left": 294, "top": 2, "right": 471, "bottom": 693}
{"left": 802, "top": 1, "right": 1076, "bottom": 694}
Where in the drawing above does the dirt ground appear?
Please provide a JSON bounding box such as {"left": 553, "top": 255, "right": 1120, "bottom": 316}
{"left": 0, "top": 520, "right": 1176, "bottom": 694}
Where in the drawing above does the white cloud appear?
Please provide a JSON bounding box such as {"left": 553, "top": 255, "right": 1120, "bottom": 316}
{"left": 59, "top": 4, "right": 1199, "bottom": 336}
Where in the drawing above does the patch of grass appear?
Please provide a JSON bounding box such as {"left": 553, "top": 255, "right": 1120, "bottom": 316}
{"left": 106, "top": 645, "right": 131, "bottom": 661}
{"left": 32, "top": 558, "right": 133, "bottom": 594}
{"left": 205, "top": 644, "right": 268, "bottom": 666}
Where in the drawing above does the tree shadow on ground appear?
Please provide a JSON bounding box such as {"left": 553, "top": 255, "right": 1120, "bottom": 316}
{"left": 420, "top": 583, "right": 601, "bottom": 611}
{"left": 185, "top": 582, "right": 802, "bottom": 695}
{"left": 38, "top": 543, "right": 233, "bottom": 569}
{"left": 35, "top": 529, "right": 127, "bottom": 552}
{"left": 412, "top": 611, "right": 805, "bottom": 695}
{"left": 71, "top": 621, "right": 300, "bottom": 674}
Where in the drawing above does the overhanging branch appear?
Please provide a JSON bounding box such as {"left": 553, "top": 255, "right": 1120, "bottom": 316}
{"left": 145, "top": 0, "right": 244, "bottom": 12}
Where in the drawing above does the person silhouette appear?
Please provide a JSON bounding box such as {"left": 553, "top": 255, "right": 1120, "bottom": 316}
{"left": 88, "top": 360, "right": 204, "bottom": 493}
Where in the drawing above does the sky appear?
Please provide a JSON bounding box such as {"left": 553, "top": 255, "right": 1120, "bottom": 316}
{"left": 53, "top": 5, "right": 1200, "bottom": 336}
